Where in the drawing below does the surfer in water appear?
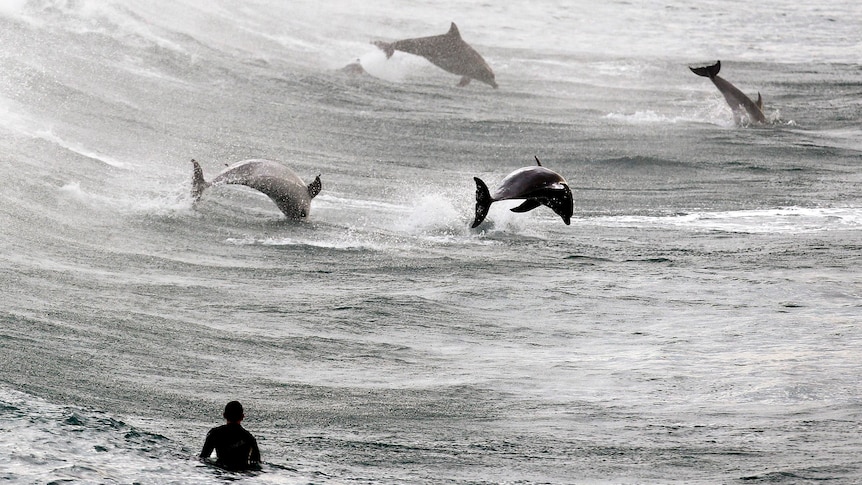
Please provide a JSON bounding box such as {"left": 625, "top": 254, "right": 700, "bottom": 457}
{"left": 199, "top": 401, "right": 261, "bottom": 471}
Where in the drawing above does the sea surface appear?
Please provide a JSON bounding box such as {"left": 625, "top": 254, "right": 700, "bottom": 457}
{"left": 1, "top": 1, "right": 861, "bottom": 483}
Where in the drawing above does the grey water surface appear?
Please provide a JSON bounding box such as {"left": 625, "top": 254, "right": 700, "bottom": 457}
{"left": 1, "top": 1, "right": 861, "bottom": 483}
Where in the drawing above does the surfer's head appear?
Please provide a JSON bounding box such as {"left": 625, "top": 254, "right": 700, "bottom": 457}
{"left": 223, "top": 401, "right": 244, "bottom": 423}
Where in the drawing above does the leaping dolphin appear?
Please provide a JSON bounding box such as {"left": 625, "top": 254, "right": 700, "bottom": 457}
{"left": 690, "top": 60, "right": 767, "bottom": 124}
{"left": 472, "top": 157, "right": 573, "bottom": 228}
{"left": 373, "top": 22, "right": 497, "bottom": 88}
{"left": 191, "top": 159, "right": 322, "bottom": 220}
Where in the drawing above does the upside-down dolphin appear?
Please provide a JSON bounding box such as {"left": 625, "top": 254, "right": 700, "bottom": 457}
{"left": 690, "top": 60, "right": 767, "bottom": 124}
{"left": 373, "top": 22, "right": 497, "bottom": 88}
{"left": 472, "top": 157, "right": 573, "bottom": 228}
{"left": 191, "top": 159, "right": 322, "bottom": 219}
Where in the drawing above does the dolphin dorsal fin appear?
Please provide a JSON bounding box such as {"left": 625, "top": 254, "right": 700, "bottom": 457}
{"left": 534, "top": 156, "right": 542, "bottom": 166}
{"left": 756, "top": 92, "right": 763, "bottom": 109}
{"left": 448, "top": 22, "right": 461, "bottom": 38}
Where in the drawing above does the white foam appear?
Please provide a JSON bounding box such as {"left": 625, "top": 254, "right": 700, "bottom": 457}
{"left": 0, "top": 386, "right": 207, "bottom": 484}
{"left": 0, "top": 99, "right": 31, "bottom": 136}
{"left": 0, "top": 101, "right": 129, "bottom": 169}
{"left": 38, "top": 130, "right": 128, "bottom": 169}
{"left": 224, "top": 234, "right": 387, "bottom": 252}
{"left": 596, "top": 207, "right": 862, "bottom": 234}
{"left": 605, "top": 110, "right": 691, "bottom": 125}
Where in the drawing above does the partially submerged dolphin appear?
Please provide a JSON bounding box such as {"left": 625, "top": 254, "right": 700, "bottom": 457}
{"left": 472, "top": 157, "right": 573, "bottom": 228}
{"left": 191, "top": 159, "right": 322, "bottom": 219}
{"left": 373, "top": 22, "right": 497, "bottom": 88}
{"left": 690, "top": 60, "right": 767, "bottom": 124}
{"left": 339, "top": 59, "right": 367, "bottom": 76}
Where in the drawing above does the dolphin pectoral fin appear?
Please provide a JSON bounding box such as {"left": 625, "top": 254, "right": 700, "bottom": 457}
{"left": 756, "top": 92, "right": 763, "bottom": 109}
{"left": 457, "top": 76, "right": 471, "bottom": 87}
{"left": 510, "top": 199, "right": 541, "bottom": 213}
{"left": 190, "top": 159, "right": 210, "bottom": 202}
{"left": 307, "top": 175, "right": 322, "bottom": 199}
{"left": 472, "top": 177, "right": 492, "bottom": 228}
{"left": 373, "top": 41, "right": 395, "bottom": 59}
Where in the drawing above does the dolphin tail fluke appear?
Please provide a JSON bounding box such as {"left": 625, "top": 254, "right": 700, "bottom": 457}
{"left": 471, "top": 177, "right": 492, "bottom": 228}
{"left": 373, "top": 41, "right": 395, "bottom": 59}
{"left": 756, "top": 92, "right": 763, "bottom": 109}
{"left": 689, "top": 60, "right": 721, "bottom": 78}
{"left": 190, "top": 159, "right": 210, "bottom": 202}
{"left": 307, "top": 175, "right": 322, "bottom": 199}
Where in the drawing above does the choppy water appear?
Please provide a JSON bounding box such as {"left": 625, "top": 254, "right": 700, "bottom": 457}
{"left": 1, "top": 1, "right": 861, "bottom": 483}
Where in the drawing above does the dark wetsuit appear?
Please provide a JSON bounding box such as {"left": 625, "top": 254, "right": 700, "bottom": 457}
{"left": 199, "top": 423, "right": 261, "bottom": 471}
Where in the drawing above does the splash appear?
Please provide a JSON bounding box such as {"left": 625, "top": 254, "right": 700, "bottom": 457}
{"left": 394, "top": 193, "right": 469, "bottom": 237}
{"left": 352, "top": 49, "right": 435, "bottom": 83}
{"left": 0, "top": 0, "right": 26, "bottom": 18}
{"left": 59, "top": 180, "right": 194, "bottom": 218}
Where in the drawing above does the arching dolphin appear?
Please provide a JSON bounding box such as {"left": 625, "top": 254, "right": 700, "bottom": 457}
{"left": 472, "top": 157, "right": 573, "bottom": 228}
{"left": 690, "top": 60, "right": 766, "bottom": 124}
{"left": 191, "top": 159, "right": 322, "bottom": 220}
{"left": 373, "top": 22, "right": 497, "bottom": 88}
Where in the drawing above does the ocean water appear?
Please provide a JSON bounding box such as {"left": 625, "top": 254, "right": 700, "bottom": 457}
{"left": 1, "top": 0, "right": 861, "bottom": 483}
